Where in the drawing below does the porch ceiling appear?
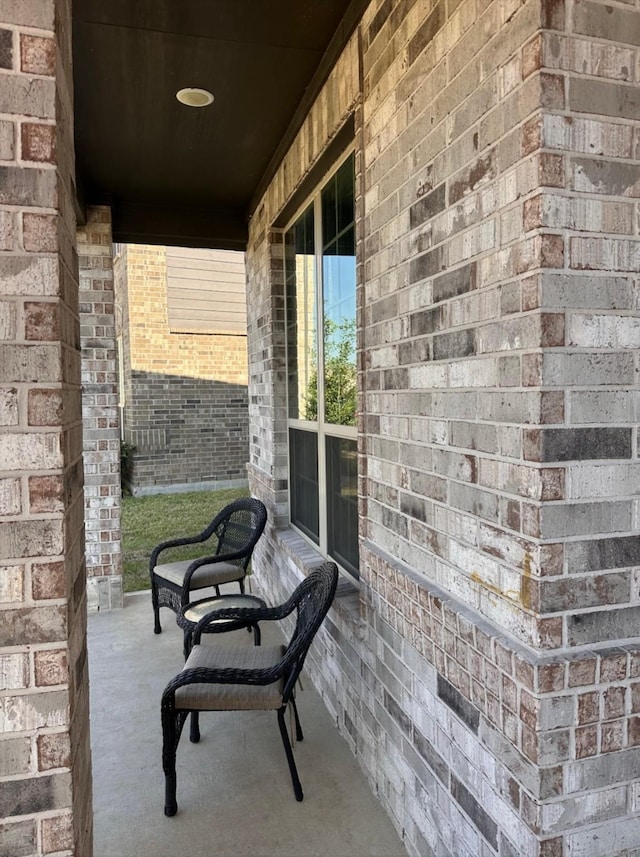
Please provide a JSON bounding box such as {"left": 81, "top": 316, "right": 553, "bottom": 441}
{"left": 72, "top": 0, "right": 366, "bottom": 250}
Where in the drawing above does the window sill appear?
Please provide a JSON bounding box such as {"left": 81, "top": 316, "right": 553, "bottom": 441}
{"left": 273, "top": 525, "right": 364, "bottom": 632}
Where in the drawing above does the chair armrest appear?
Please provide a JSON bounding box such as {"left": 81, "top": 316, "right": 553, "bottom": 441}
{"left": 191, "top": 602, "right": 293, "bottom": 644}
{"left": 180, "top": 549, "right": 255, "bottom": 598}
{"left": 149, "top": 530, "right": 213, "bottom": 570}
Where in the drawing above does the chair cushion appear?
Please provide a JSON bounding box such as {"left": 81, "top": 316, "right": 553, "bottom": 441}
{"left": 154, "top": 559, "right": 243, "bottom": 590}
{"left": 175, "top": 645, "right": 286, "bottom": 712}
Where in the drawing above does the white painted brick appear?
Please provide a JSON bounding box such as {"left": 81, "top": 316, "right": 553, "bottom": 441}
{"left": 0, "top": 477, "right": 21, "bottom": 515}
{"left": 449, "top": 358, "right": 498, "bottom": 388}
{"left": 448, "top": 220, "right": 496, "bottom": 265}
{"left": 544, "top": 35, "right": 635, "bottom": 83}
{"left": 449, "top": 540, "right": 503, "bottom": 590}
{"left": 568, "top": 313, "right": 640, "bottom": 349}
{"left": 433, "top": 507, "right": 478, "bottom": 545}
{"left": 0, "top": 691, "right": 68, "bottom": 732}
{"left": 409, "top": 364, "right": 448, "bottom": 388}
{"left": 0, "top": 564, "right": 23, "bottom": 603}
{"left": 0, "top": 210, "right": 15, "bottom": 251}
{"left": 572, "top": 237, "right": 640, "bottom": 272}
{"left": 0, "top": 653, "right": 28, "bottom": 690}
{"left": 0, "top": 433, "right": 62, "bottom": 470}
{"left": 449, "top": 289, "right": 500, "bottom": 327}
{"left": 543, "top": 114, "right": 633, "bottom": 158}
{"left": 0, "top": 387, "right": 18, "bottom": 426}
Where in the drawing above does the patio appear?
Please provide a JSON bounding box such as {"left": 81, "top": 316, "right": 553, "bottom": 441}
{"left": 88, "top": 588, "right": 407, "bottom": 857}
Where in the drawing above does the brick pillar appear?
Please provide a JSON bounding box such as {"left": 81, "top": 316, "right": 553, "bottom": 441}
{"left": 78, "top": 207, "right": 122, "bottom": 610}
{"left": 0, "top": 1, "right": 92, "bottom": 855}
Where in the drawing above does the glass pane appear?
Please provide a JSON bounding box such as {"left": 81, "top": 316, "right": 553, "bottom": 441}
{"left": 335, "top": 158, "right": 355, "bottom": 236}
{"left": 321, "top": 155, "right": 356, "bottom": 427}
{"left": 289, "top": 428, "right": 319, "bottom": 543}
{"left": 322, "top": 170, "right": 337, "bottom": 247}
{"left": 285, "top": 205, "right": 317, "bottom": 420}
{"left": 326, "top": 435, "right": 359, "bottom": 577}
{"left": 322, "top": 156, "right": 354, "bottom": 248}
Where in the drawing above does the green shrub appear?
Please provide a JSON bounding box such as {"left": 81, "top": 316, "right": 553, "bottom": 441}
{"left": 120, "top": 440, "right": 136, "bottom": 495}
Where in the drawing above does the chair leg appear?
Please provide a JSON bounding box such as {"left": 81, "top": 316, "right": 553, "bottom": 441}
{"left": 277, "top": 707, "right": 303, "bottom": 802}
{"left": 190, "top": 711, "right": 200, "bottom": 743}
{"left": 152, "top": 581, "right": 162, "bottom": 634}
{"left": 253, "top": 623, "right": 261, "bottom": 646}
{"left": 182, "top": 630, "right": 192, "bottom": 660}
{"left": 162, "top": 711, "right": 178, "bottom": 816}
{"left": 291, "top": 697, "right": 303, "bottom": 742}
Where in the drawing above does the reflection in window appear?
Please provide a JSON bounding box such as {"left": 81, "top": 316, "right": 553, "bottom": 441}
{"left": 284, "top": 151, "right": 359, "bottom": 577}
{"left": 285, "top": 204, "right": 316, "bottom": 421}
{"left": 327, "top": 435, "right": 358, "bottom": 576}
{"left": 322, "top": 158, "right": 356, "bottom": 427}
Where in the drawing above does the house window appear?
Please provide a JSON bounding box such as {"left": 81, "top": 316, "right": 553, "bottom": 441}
{"left": 284, "top": 152, "right": 358, "bottom": 577}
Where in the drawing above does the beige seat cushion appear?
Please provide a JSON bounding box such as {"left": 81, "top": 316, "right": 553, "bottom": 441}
{"left": 175, "top": 644, "right": 286, "bottom": 711}
{"left": 155, "top": 559, "right": 243, "bottom": 590}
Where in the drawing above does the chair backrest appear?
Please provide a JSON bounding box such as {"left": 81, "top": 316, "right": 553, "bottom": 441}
{"left": 207, "top": 497, "right": 268, "bottom": 569}
{"left": 280, "top": 562, "right": 339, "bottom": 701}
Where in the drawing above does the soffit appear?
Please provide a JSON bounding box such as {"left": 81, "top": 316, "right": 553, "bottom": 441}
{"left": 72, "top": 0, "right": 365, "bottom": 249}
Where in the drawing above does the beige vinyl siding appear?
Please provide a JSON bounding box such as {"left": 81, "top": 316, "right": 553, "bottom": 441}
{"left": 166, "top": 246, "right": 247, "bottom": 334}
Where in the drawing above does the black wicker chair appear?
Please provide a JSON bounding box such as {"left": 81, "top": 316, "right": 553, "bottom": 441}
{"left": 161, "top": 561, "right": 339, "bottom": 816}
{"left": 150, "top": 497, "right": 267, "bottom": 634}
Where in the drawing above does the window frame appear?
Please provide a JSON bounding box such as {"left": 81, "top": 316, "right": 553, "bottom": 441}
{"left": 283, "top": 146, "right": 359, "bottom": 579}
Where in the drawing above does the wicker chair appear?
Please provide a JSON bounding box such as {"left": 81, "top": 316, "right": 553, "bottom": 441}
{"left": 161, "top": 561, "right": 339, "bottom": 816}
{"left": 150, "top": 497, "right": 267, "bottom": 634}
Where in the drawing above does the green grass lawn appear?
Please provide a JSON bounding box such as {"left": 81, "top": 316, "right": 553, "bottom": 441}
{"left": 121, "top": 486, "right": 249, "bottom": 593}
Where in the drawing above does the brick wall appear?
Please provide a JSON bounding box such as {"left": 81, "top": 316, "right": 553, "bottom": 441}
{"left": 114, "top": 244, "right": 249, "bottom": 494}
{"left": 247, "top": 1, "right": 640, "bottom": 855}
{"left": 78, "top": 207, "right": 122, "bottom": 611}
{"left": 0, "top": 1, "right": 92, "bottom": 854}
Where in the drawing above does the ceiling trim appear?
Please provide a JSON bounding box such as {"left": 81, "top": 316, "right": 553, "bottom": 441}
{"left": 112, "top": 201, "right": 248, "bottom": 251}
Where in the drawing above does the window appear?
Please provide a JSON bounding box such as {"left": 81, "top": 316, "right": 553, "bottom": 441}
{"left": 284, "top": 152, "right": 358, "bottom": 577}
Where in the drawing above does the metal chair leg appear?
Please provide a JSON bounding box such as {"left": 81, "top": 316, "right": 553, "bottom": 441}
{"left": 183, "top": 630, "right": 192, "bottom": 660}
{"left": 162, "top": 712, "right": 178, "bottom": 816}
{"left": 277, "top": 707, "right": 303, "bottom": 801}
{"left": 190, "top": 711, "right": 200, "bottom": 743}
{"left": 152, "top": 582, "right": 162, "bottom": 634}
{"left": 291, "top": 697, "right": 303, "bottom": 742}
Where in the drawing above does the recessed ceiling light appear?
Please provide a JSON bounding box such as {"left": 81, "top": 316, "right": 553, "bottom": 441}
{"left": 176, "top": 88, "right": 214, "bottom": 108}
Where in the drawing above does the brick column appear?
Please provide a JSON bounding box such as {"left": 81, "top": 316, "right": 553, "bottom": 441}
{"left": 78, "top": 207, "right": 122, "bottom": 611}
{"left": 0, "top": 1, "right": 92, "bottom": 855}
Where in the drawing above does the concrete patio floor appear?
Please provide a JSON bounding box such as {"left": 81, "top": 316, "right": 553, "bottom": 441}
{"left": 88, "top": 589, "right": 407, "bottom": 857}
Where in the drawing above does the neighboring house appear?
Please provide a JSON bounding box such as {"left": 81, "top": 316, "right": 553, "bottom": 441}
{"left": 113, "top": 244, "right": 249, "bottom": 495}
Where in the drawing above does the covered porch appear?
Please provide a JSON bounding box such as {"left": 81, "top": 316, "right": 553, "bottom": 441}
{"left": 3, "top": 1, "right": 640, "bottom": 856}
